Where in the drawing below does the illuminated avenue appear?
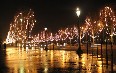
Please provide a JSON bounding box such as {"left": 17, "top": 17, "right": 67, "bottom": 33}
{"left": 0, "top": 1, "right": 116, "bottom": 73}
{"left": 6, "top": 6, "right": 116, "bottom": 48}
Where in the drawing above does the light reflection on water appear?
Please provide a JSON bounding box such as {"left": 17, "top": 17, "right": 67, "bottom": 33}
{"left": 5, "top": 47, "right": 115, "bottom": 73}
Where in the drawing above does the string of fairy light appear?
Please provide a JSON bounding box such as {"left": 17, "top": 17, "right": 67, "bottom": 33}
{"left": 6, "top": 6, "right": 116, "bottom": 45}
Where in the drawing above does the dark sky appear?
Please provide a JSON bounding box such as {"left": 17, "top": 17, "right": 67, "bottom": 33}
{"left": 0, "top": 0, "right": 115, "bottom": 40}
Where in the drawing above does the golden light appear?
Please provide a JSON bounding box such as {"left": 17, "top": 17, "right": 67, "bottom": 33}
{"left": 98, "top": 23, "right": 101, "bottom": 26}
{"left": 20, "top": 18, "right": 23, "bottom": 22}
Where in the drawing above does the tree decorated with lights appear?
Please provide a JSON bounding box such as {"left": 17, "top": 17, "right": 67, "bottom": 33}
{"left": 84, "top": 17, "right": 97, "bottom": 43}
{"left": 99, "top": 6, "right": 116, "bottom": 43}
{"left": 6, "top": 9, "right": 36, "bottom": 46}
{"left": 84, "top": 16, "right": 102, "bottom": 44}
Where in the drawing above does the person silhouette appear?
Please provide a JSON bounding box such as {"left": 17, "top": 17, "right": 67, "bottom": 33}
{"left": 3, "top": 43, "right": 6, "bottom": 49}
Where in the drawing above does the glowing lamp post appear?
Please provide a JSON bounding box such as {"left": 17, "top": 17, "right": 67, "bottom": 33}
{"left": 76, "top": 8, "right": 80, "bottom": 17}
{"left": 76, "top": 7, "right": 83, "bottom": 54}
{"left": 44, "top": 28, "right": 48, "bottom": 50}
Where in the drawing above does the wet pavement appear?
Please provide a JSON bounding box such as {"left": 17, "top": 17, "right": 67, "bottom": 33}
{"left": 0, "top": 46, "right": 116, "bottom": 73}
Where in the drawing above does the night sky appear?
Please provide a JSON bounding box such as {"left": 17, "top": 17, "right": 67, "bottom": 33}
{"left": 0, "top": 0, "right": 115, "bottom": 40}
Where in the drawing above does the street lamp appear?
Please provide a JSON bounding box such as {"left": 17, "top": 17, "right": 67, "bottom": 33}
{"left": 76, "top": 8, "right": 80, "bottom": 17}
{"left": 76, "top": 7, "right": 83, "bottom": 54}
{"left": 44, "top": 28, "right": 48, "bottom": 50}
{"left": 20, "top": 18, "right": 23, "bottom": 48}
